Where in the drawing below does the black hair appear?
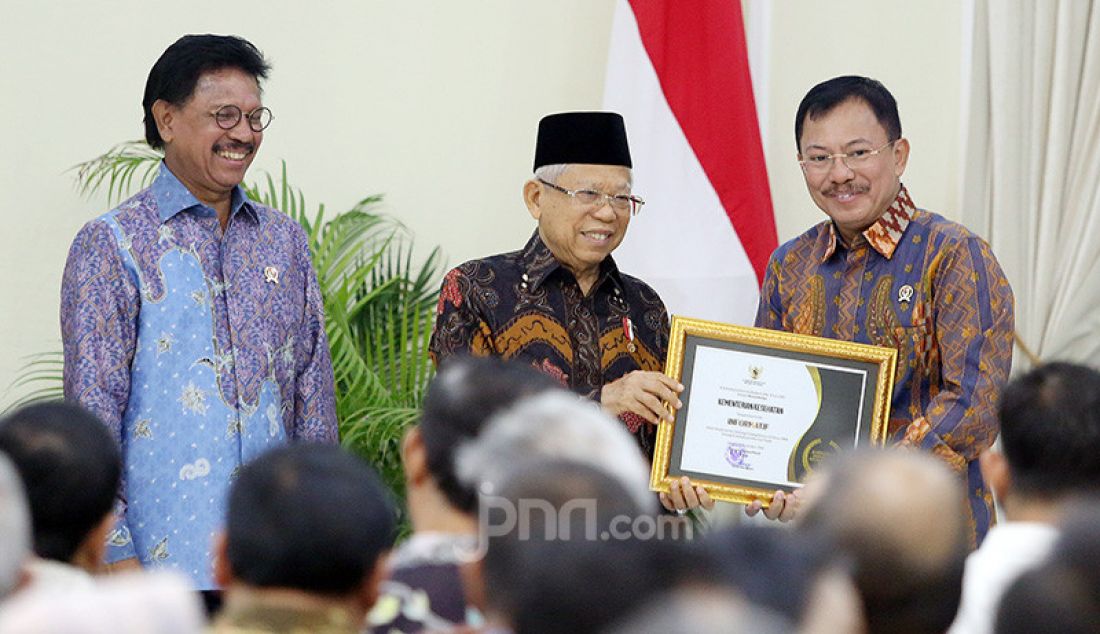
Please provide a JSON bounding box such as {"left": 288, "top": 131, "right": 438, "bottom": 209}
{"left": 997, "top": 362, "right": 1100, "bottom": 498}
{"left": 700, "top": 526, "right": 836, "bottom": 623}
{"left": 142, "top": 34, "right": 270, "bottom": 149}
{"left": 0, "top": 401, "right": 120, "bottom": 563}
{"left": 420, "top": 356, "right": 561, "bottom": 513}
{"left": 794, "top": 75, "right": 902, "bottom": 150}
{"left": 225, "top": 444, "right": 395, "bottom": 595}
{"left": 483, "top": 459, "right": 673, "bottom": 634}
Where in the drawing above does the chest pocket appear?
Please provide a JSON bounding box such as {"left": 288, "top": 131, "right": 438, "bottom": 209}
{"left": 866, "top": 277, "right": 936, "bottom": 376}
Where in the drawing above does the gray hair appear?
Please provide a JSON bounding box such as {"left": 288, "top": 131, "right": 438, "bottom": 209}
{"left": 533, "top": 163, "right": 571, "bottom": 184}
{"left": 532, "top": 163, "right": 633, "bottom": 187}
{"left": 456, "top": 392, "right": 655, "bottom": 512}
{"left": 0, "top": 453, "right": 30, "bottom": 597}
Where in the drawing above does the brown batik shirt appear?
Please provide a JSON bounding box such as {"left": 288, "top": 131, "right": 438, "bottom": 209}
{"left": 429, "top": 231, "right": 670, "bottom": 455}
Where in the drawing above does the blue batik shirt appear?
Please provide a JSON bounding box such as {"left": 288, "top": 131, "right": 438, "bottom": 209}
{"left": 61, "top": 163, "right": 338, "bottom": 588}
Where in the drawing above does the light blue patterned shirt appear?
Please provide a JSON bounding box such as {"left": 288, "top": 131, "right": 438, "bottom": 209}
{"left": 61, "top": 164, "right": 338, "bottom": 588}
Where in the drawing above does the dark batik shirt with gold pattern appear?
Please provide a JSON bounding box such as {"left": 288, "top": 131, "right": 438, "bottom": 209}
{"left": 755, "top": 185, "right": 1014, "bottom": 547}
{"left": 430, "top": 231, "right": 670, "bottom": 455}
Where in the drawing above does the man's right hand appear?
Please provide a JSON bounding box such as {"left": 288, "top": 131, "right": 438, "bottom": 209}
{"left": 600, "top": 370, "right": 683, "bottom": 424}
{"left": 105, "top": 557, "right": 143, "bottom": 574}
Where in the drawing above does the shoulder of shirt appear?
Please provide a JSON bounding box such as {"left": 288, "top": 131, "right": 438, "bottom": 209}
{"left": 772, "top": 220, "right": 831, "bottom": 259}
{"left": 448, "top": 246, "right": 525, "bottom": 275}
{"left": 617, "top": 269, "right": 664, "bottom": 301}
{"left": 909, "top": 209, "right": 990, "bottom": 248}
{"left": 84, "top": 187, "right": 159, "bottom": 230}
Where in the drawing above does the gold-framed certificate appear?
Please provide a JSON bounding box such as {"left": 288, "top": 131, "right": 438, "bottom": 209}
{"left": 650, "top": 316, "right": 897, "bottom": 506}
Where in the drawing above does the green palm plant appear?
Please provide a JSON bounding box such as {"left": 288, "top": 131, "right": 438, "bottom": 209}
{"left": 8, "top": 140, "right": 442, "bottom": 511}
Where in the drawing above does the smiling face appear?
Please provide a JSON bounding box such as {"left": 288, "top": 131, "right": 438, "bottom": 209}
{"left": 524, "top": 164, "right": 633, "bottom": 284}
{"left": 798, "top": 98, "right": 909, "bottom": 244}
{"left": 153, "top": 67, "right": 264, "bottom": 212}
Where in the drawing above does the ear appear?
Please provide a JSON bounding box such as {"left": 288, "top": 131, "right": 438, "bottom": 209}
{"left": 979, "top": 449, "right": 1011, "bottom": 503}
{"left": 357, "top": 551, "right": 390, "bottom": 612}
{"left": 523, "top": 179, "right": 543, "bottom": 221}
{"left": 401, "top": 426, "right": 430, "bottom": 487}
{"left": 151, "top": 99, "right": 177, "bottom": 146}
{"left": 72, "top": 511, "right": 115, "bottom": 573}
{"left": 892, "top": 138, "right": 910, "bottom": 177}
{"left": 212, "top": 531, "right": 235, "bottom": 588}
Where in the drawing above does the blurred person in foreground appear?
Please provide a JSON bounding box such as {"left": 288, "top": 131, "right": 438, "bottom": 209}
{"left": 60, "top": 33, "right": 337, "bottom": 591}
{"left": 798, "top": 449, "right": 969, "bottom": 634}
{"left": 0, "top": 571, "right": 204, "bottom": 634}
{"left": 0, "top": 453, "right": 31, "bottom": 600}
{"left": 994, "top": 503, "right": 1100, "bottom": 634}
{"left": 429, "top": 111, "right": 711, "bottom": 515}
{"left": 368, "top": 357, "right": 560, "bottom": 633}
{"left": 210, "top": 444, "right": 395, "bottom": 634}
{"left": 454, "top": 390, "right": 684, "bottom": 632}
{"left": 950, "top": 362, "right": 1100, "bottom": 634}
{"left": 754, "top": 75, "right": 1014, "bottom": 535}
{"left": 479, "top": 459, "right": 674, "bottom": 634}
{"left": 0, "top": 401, "right": 120, "bottom": 591}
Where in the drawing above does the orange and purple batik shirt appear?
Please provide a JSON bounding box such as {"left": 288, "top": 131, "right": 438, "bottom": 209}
{"left": 755, "top": 185, "right": 1014, "bottom": 546}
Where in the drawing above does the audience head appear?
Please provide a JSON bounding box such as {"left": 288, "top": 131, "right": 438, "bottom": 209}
{"left": 481, "top": 459, "right": 669, "bottom": 634}
{"left": 216, "top": 444, "right": 395, "bottom": 610}
{"left": 414, "top": 356, "right": 562, "bottom": 513}
{"left": 798, "top": 449, "right": 968, "bottom": 634}
{"left": 985, "top": 361, "right": 1100, "bottom": 505}
{"left": 0, "top": 453, "right": 31, "bottom": 598}
{"left": 995, "top": 503, "right": 1100, "bottom": 634}
{"left": 605, "top": 585, "right": 790, "bottom": 634}
{"left": 457, "top": 390, "right": 655, "bottom": 512}
{"left": 0, "top": 401, "right": 120, "bottom": 569}
{"left": 700, "top": 525, "right": 860, "bottom": 632}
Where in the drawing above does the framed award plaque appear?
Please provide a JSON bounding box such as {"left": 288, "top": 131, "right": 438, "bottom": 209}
{"left": 651, "top": 316, "right": 897, "bottom": 507}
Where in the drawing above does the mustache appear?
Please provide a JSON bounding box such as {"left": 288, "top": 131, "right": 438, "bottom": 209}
{"left": 823, "top": 184, "right": 868, "bottom": 196}
{"left": 213, "top": 142, "right": 256, "bottom": 154}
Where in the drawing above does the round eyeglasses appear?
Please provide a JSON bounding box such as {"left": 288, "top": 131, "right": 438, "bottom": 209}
{"left": 537, "top": 178, "right": 645, "bottom": 216}
{"left": 209, "top": 105, "right": 274, "bottom": 132}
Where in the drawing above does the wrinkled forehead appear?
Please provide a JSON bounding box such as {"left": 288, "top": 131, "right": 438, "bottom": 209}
{"left": 560, "top": 163, "right": 634, "bottom": 190}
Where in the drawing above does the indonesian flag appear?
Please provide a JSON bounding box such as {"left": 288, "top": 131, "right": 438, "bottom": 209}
{"left": 603, "top": 0, "right": 777, "bottom": 325}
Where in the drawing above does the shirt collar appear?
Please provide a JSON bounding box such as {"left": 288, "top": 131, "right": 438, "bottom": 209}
{"left": 151, "top": 162, "right": 257, "bottom": 224}
{"left": 521, "top": 230, "right": 622, "bottom": 293}
{"left": 822, "top": 184, "right": 915, "bottom": 261}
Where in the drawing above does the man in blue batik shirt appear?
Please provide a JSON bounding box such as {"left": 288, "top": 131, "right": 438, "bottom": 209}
{"left": 60, "top": 35, "right": 337, "bottom": 591}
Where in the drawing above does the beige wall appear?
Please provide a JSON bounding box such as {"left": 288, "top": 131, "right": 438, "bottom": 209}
{"left": 0, "top": 1, "right": 968, "bottom": 404}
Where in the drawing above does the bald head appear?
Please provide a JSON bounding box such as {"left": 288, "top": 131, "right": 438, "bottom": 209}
{"left": 798, "top": 450, "right": 968, "bottom": 634}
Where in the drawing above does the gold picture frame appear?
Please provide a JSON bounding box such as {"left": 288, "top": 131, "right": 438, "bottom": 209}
{"left": 651, "top": 316, "right": 897, "bottom": 507}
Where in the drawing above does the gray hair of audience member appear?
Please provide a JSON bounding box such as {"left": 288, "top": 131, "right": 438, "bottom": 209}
{"left": 483, "top": 459, "right": 668, "bottom": 634}
{"left": 0, "top": 453, "right": 30, "bottom": 598}
{"left": 604, "top": 587, "right": 791, "bottom": 634}
{"left": 797, "top": 449, "right": 969, "bottom": 634}
{"left": 994, "top": 501, "right": 1100, "bottom": 634}
{"left": 0, "top": 571, "right": 205, "bottom": 633}
{"left": 456, "top": 391, "right": 654, "bottom": 512}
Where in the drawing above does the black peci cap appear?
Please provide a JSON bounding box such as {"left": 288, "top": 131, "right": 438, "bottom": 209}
{"left": 533, "top": 111, "right": 632, "bottom": 171}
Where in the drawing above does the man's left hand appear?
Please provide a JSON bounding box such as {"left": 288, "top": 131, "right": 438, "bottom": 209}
{"left": 600, "top": 370, "right": 683, "bottom": 424}
{"left": 659, "top": 476, "right": 715, "bottom": 514}
{"left": 745, "top": 489, "right": 801, "bottom": 522}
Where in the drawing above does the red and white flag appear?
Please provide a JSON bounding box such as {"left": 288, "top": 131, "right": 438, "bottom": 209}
{"left": 603, "top": 0, "right": 777, "bottom": 325}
